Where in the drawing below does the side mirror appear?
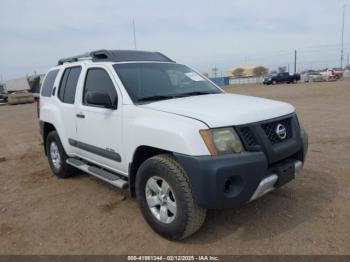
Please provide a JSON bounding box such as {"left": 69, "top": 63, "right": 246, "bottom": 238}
{"left": 85, "top": 92, "right": 117, "bottom": 109}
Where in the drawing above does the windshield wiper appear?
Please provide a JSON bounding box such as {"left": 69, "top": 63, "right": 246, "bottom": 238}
{"left": 137, "top": 95, "right": 175, "bottom": 102}
{"left": 174, "top": 91, "right": 218, "bottom": 98}
{"left": 137, "top": 91, "right": 219, "bottom": 102}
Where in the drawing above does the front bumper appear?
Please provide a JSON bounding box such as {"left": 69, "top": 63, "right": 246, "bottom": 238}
{"left": 174, "top": 128, "right": 308, "bottom": 209}
{"left": 249, "top": 160, "right": 302, "bottom": 202}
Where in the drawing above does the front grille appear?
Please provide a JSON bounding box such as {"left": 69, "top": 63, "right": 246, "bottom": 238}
{"left": 262, "top": 117, "right": 292, "bottom": 145}
{"left": 238, "top": 127, "right": 258, "bottom": 147}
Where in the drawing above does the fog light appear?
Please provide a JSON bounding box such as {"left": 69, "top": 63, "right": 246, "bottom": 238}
{"left": 224, "top": 179, "right": 233, "bottom": 193}
{"left": 223, "top": 176, "right": 243, "bottom": 197}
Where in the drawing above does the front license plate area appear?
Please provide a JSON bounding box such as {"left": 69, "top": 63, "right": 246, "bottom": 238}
{"left": 275, "top": 162, "right": 295, "bottom": 188}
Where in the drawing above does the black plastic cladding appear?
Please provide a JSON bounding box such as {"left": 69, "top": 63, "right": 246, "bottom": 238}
{"left": 58, "top": 50, "right": 175, "bottom": 65}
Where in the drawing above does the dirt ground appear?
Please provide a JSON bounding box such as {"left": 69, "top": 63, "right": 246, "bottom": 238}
{"left": 0, "top": 80, "right": 349, "bottom": 255}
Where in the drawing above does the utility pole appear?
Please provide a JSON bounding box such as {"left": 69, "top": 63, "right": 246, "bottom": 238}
{"left": 340, "top": 5, "right": 346, "bottom": 69}
{"left": 212, "top": 65, "right": 218, "bottom": 78}
{"left": 294, "top": 49, "right": 297, "bottom": 74}
{"left": 132, "top": 19, "right": 137, "bottom": 50}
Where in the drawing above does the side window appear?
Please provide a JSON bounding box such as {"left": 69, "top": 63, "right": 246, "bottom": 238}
{"left": 58, "top": 67, "right": 81, "bottom": 104}
{"left": 58, "top": 69, "right": 70, "bottom": 100}
{"left": 83, "top": 68, "right": 117, "bottom": 106}
{"left": 41, "top": 69, "right": 59, "bottom": 97}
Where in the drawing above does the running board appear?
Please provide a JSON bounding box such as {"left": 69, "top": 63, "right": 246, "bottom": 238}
{"left": 66, "top": 158, "right": 128, "bottom": 189}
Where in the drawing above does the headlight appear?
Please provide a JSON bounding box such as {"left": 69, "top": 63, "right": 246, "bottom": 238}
{"left": 200, "top": 128, "right": 245, "bottom": 155}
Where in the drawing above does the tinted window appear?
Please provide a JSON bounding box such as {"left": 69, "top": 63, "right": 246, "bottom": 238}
{"left": 58, "top": 67, "right": 81, "bottom": 104}
{"left": 41, "top": 69, "right": 59, "bottom": 97}
{"left": 113, "top": 63, "right": 220, "bottom": 103}
{"left": 83, "top": 68, "right": 117, "bottom": 106}
{"left": 58, "top": 69, "right": 69, "bottom": 100}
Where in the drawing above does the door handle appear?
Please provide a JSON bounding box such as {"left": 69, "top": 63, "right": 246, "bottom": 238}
{"left": 76, "top": 113, "right": 85, "bottom": 119}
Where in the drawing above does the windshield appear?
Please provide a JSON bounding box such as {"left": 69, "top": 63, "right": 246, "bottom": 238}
{"left": 113, "top": 63, "right": 222, "bottom": 103}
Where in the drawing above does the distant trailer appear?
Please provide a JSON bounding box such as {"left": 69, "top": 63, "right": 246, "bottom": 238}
{"left": 1, "top": 77, "right": 34, "bottom": 105}
{"left": 5, "top": 77, "right": 31, "bottom": 92}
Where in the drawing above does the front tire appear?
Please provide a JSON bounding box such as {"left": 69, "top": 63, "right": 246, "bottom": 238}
{"left": 136, "top": 154, "right": 206, "bottom": 240}
{"left": 45, "top": 131, "right": 75, "bottom": 178}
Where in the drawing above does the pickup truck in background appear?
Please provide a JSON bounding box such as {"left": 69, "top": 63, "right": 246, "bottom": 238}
{"left": 263, "top": 72, "right": 300, "bottom": 85}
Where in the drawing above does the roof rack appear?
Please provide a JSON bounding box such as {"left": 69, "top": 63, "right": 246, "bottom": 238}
{"left": 57, "top": 52, "right": 91, "bottom": 65}
{"left": 57, "top": 50, "right": 175, "bottom": 65}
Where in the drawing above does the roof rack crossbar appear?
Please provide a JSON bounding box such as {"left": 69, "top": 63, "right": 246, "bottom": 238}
{"left": 57, "top": 52, "right": 91, "bottom": 65}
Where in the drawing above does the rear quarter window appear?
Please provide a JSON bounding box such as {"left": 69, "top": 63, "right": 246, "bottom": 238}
{"left": 41, "top": 69, "right": 59, "bottom": 97}
{"left": 58, "top": 66, "right": 81, "bottom": 104}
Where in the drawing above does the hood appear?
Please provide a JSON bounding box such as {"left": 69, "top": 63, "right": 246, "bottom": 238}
{"left": 140, "top": 93, "right": 295, "bottom": 128}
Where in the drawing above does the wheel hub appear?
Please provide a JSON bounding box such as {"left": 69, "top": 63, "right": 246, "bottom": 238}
{"left": 50, "top": 141, "right": 61, "bottom": 170}
{"left": 145, "top": 176, "right": 177, "bottom": 224}
{"left": 158, "top": 192, "right": 167, "bottom": 205}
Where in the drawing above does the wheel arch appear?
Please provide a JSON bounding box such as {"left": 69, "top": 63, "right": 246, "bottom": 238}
{"left": 128, "top": 145, "right": 172, "bottom": 197}
{"left": 41, "top": 121, "right": 57, "bottom": 155}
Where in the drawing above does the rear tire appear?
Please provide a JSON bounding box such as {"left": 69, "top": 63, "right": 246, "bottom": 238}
{"left": 45, "top": 131, "right": 75, "bottom": 178}
{"left": 135, "top": 154, "right": 206, "bottom": 240}
{"left": 272, "top": 80, "right": 277, "bottom": 85}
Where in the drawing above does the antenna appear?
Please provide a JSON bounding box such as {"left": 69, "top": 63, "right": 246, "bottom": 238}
{"left": 340, "top": 5, "right": 346, "bottom": 69}
{"left": 133, "top": 19, "right": 137, "bottom": 50}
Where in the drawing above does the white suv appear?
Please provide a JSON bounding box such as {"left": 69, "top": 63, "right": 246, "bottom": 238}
{"left": 39, "top": 50, "right": 308, "bottom": 240}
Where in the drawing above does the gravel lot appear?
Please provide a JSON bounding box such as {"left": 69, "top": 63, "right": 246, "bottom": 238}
{"left": 0, "top": 81, "right": 349, "bottom": 255}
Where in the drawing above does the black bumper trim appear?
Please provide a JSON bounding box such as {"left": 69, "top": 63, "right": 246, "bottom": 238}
{"left": 174, "top": 152, "right": 268, "bottom": 209}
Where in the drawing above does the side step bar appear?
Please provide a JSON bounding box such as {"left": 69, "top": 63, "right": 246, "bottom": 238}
{"left": 66, "top": 158, "right": 128, "bottom": 189}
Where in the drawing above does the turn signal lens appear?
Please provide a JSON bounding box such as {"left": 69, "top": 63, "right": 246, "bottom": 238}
{"left": 199, "top": 130, "right": 218, "bottom": 156}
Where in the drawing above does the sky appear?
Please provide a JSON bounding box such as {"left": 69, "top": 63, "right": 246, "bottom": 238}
{"left": 0, "top": 0, "right": 349, "bottom": 80}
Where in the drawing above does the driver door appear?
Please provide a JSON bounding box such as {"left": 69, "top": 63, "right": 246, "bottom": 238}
{"left": 74, "top": 66, "right": 124, "bottom": 173}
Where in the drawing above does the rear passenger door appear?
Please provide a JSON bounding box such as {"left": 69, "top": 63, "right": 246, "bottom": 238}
{"left": 74, "top": 66, "right": 124, "bottom": 173}
{"left": 56, "top": 66, "right": 82, "bottom": 155}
